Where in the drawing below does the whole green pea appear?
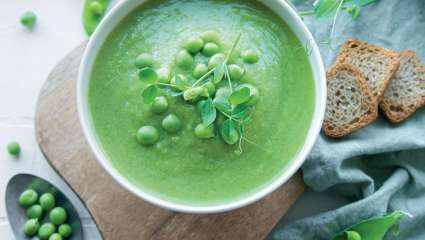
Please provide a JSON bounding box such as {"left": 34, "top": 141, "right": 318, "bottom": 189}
{"left": 7, "top": 141, "right": 21, "bottom": 156}
{"left": 200, "top": 30, "right": 220, "bottom": 43}
{"left": 20, "top": 11, "right": 37, "bottom": 28}
{"left": 241, "top": 49, "right": 259, "bottom": 64}
{"left": 228, "top": 64, "right": 245, "bottom": 80}
{"left": 19, "top": 189, "right": 38, "bottom": 208}
{"left": 193, "top": 63, "right": 209, "bottom": 79}
{"left": 135, "top": 53, "right": 153, "bottom": 68}
{"left": 89, "top": 1, "right": 104, "bottom": 15}
{"left": 203, "top": 82, "right": 216, "bottom": 96}
{"left": 49, "top": 207, "right": 67, "bottom": 225}
{"left": 151, "top": 96, "right": 169, "bottom": 114}
{"left": 237, "top": 83, "right": 259, "bottom": 106}
{"left": 194, "top": 124, "right": 215, "bottom": 139}
{"left": 183, "top": 87, "right": 204, "bottom": 101}
{"left": 137, "top": 126, "right": 159, "bottom": 145}
{"left": 38, "top": 222, "right": 56, "bottom": 240}
{"left": 175, "top": 50, "right": 194, "bottom": 69}
{"left": 157, "top": 67, "right": 171, "bottom": 84}
{"left": 26, "top": 204, "right": 43, "bottom": 220}
{"left": 208, "top": 53, "right": 226, "bottom": 70}
{"left": 24, "top": 219, "right": 40, "bottom": 237}
{"left": 202, "top": 42, "right": 220, "bottom": 57}
{"left": 58, "top": 224, "right": 72, "bottom": 238}
{"left": 49, "top": 233, "right": 63, "bottom": 240}
{"left": 39, "top": 193, "right": 56, "bottom": 211}
{"left": 162, "top": 114, "right": 182, "bottom": 133}
{"left": 184, "top": 36, "right": 204, "bottom": 54}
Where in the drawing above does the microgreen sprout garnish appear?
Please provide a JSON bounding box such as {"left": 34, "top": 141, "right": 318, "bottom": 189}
{"left": 137, "top": 32, "right": 264, "bottom": 153}
{"left": 297, "top": 0, "right": 378, "bottom": 44}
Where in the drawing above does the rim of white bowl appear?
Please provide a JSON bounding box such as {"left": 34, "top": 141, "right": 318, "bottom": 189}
{"left": 77, "top": 0, "right": 327, "bottom": 214}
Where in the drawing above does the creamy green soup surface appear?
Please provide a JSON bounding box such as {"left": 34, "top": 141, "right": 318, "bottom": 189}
{"left": 89, "top": 0, "right": 315, "bottom": 205}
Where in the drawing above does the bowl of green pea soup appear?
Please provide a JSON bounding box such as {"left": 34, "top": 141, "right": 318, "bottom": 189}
{"left": 78, "top": 0, "right": 326, "bottom": 213}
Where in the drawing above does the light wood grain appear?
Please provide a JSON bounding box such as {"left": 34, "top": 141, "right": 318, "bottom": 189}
{"left": 35, "top": 43, "right": 305, "bottom": 240}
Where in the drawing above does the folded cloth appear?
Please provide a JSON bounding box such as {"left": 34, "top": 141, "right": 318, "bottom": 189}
{"left": 271, "top": 0, "right": 425, "bottom": 239}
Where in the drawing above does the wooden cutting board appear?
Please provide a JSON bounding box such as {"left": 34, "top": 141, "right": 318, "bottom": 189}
{"left": 34, "top": 42, "right": 305, "bottom": 240}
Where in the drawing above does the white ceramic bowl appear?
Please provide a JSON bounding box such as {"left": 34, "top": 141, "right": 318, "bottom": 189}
{"left": 78, "top": 0, "right": 326, "bottom": 213}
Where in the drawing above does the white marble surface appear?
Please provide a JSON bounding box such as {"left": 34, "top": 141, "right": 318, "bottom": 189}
{"left": 0, "top": 1, "right": 348, "bottom": 239}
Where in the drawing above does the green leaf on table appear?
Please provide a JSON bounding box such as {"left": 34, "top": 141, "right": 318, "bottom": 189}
{"left": 82, "top": 0, "right": 110, "bottom": 36}
{"left": 199, "top": 99, "right": 217, "bottom": 126}
{"left": 229, "top": 87, "right": 251, "bottom": 105}
{"left": 345, "top": 0, "right": 377, "bottom": 7}
{"left": 138, "top": 67, "right": 158, "bottom": 84}
{"left": 220, "top": 119, "right": 239, "bottom": 145}
{"left": 213, "top": 62, "right": 226, "bottom": 84}
{"left": 142, "top": 85, "right": 159, "bottom": 104}
{"left": 313, "top": 0, "right": 344, "bottom": 18}
{"left": 332, "top": 211, "right": 409, "bottom": 240}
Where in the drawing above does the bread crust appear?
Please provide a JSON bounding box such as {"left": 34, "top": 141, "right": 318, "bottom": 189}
{"left": 323, "top": 64, "right": 378, "bottom": 138}
{"left": 337, "top": 38, "right": 400, "bottom": 101}
{"left": 380, "top": 50, "right": 425, "bottom": 123}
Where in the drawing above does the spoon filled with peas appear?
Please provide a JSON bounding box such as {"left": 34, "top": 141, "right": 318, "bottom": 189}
{"left": 5, "top": 174, "right": 83, "bottom": 240}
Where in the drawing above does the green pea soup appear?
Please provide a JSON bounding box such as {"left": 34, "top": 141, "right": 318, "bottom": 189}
{"left": 89, "top": 0, "right": 315, "bottom": 205}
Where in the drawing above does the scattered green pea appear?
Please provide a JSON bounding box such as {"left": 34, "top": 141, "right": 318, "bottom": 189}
{"left": 49, "top": 207, "right": 67, "bottom": 225}
{"left": 49, "top": 233, "right": 63, "bottom": 240}
{"left": 193, "top": 63, "right": 209, "bottom": 79}
{"left": 228, "top": 64, "right": 245, "bottom": 80}
{"left": 24, "top": 219, "right": 39, "bottom": 237}
{"left": 38, "top": 222, "right": 56, "bottom": 240}
{"left": 7, "top": 141, "right": 21, "bottom": 156}
{"left": 175, "top": 50, "right": 194, "bottom": 69}
{"left": 170, "top": 74, "right": 189, "bottom": 85}
{"left": 237, "top": 84, "right": 259, "bottom": 106}
{"left": 137, "top": 126, "right": 159, "bottom": 145}
{"left": 208, "top": 53, "right": 226, "bottom": 70}
{"left": 241, "top": 49, "right": 259, "bottom": 63}
{"left": 89, "top": 1, "right": 104, "bottom": 16}
{"left": 19, "top": 189, "right": 38, "bottom": 208}
{"left": 157, "top": 67, "right": 171, "bottom": 84}
{"left": 203, "top": 82, "right": 216, "bottom": 96}
{"left": 200, "top": 30, "right": 220, "bottom": 43}
{"left": 58, "top": 224, "right": 72, "bottom": 238}
{"left": 135, "top": 53, "right": 153, "bottom": 68}
{"left": 194, "top": 124, "right": 215, "bottom": 139}
{"left": 26, "top": 204, "right": 43, "bottom": 220}
{"left": 202, "top": 42, "right": 220, "bottom": 57}
{"left": 151, "top": 96, "right": 169, "bottom": 114}
{"left": 184, "top": 36, "right": 204, "bottom": 54}
{"left": 162, "top": 114, "right": 182, "bottom": 133}
{"left": 39, "top": 193, "right": 56, "bottom": 211}
{"left": 20, "top": 11, "right": 37, "bottom": 29}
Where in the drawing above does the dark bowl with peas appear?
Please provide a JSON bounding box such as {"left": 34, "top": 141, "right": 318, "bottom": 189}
{"left": 5, "top": 174, "right": 83, "bottom": 240}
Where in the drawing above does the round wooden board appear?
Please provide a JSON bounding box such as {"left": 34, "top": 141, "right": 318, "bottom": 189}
{"left": 35, "top": 43, "right": 305, "bottom": 240}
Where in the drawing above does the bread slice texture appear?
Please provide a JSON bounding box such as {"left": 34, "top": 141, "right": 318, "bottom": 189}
{"left": 380, "top": 50, "right": 425, "bottom": 123}
{"left": 324, "top": 64, "right": 378, "bottom": 138}
{"left": 337, "top": 38, "right": 400, "bottom": 100}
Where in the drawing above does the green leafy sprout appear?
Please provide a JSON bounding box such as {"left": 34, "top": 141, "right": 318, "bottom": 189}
{"left": 297, "top": 0, "right": 378, "bottom": 43}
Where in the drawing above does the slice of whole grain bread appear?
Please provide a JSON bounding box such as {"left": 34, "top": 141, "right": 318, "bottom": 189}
{"left": 337, "top": 38, "right": 400, "bottom": 101}
{"left": 380, "top": 50, "right": 425, "bottom": 123}
{"left": 324, "top": 64, "right": 378, "bottom": 138}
